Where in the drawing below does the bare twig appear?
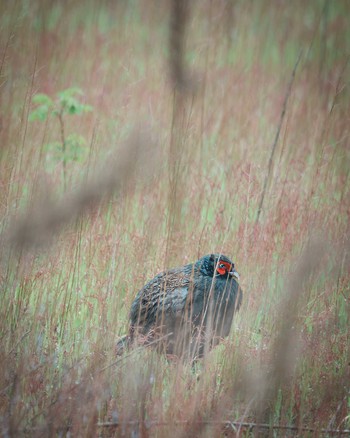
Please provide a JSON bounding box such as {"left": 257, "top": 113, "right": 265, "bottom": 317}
{"left": 98, "top": 332, "right": 174, "bottom": 374}
{"left": 255, "top": 50, "right": 302, "bottom": 224}
{"left": 95, "top": 419, "right": 350, "bottom": 435}
{"left": 22, "top": 418, "right": 350, "bottom": 435}
{"left": 8, "top": 329, "right": 31, "bottom": 356}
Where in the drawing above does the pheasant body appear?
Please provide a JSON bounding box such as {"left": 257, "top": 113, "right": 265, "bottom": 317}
{"left": 118, "top": 254, "right": 242, "bottom": 359}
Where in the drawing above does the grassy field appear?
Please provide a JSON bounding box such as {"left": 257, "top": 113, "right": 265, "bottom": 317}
{"left": 0, "top": 0, "right": 349, "bottom": 436}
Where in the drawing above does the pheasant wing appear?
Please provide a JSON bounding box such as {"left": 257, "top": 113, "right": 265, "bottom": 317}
{"left": 129, "top": 267, "right": 193, "bottom": 334}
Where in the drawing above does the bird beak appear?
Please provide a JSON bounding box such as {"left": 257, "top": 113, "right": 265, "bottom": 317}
{"left": 229, "top": 270, "right": 240, "bottom": 280}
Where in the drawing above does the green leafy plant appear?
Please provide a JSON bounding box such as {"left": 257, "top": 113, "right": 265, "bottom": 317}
{"left": 30, "top": 87, "right": 93, "bottom": 191}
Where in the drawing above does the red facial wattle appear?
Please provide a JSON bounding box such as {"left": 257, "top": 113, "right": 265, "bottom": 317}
{"left": 216, "top": 261, "right": 232, "bottom": 276}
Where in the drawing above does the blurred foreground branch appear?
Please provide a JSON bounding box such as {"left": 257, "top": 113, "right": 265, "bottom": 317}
{"left": 4, "top": 129, "right": 158, "bottom": 252}
{"left": 169, "top": 0, "right": 191, "bottom": 91}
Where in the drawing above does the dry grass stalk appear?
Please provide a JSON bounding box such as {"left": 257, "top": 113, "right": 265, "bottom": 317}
{"left": 256, "top": 50, "right": 302, "bottom": 224}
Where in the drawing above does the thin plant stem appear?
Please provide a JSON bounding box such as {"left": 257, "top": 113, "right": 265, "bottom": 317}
{"left": 255, "top": 50, "right": 302, "bottom": 224}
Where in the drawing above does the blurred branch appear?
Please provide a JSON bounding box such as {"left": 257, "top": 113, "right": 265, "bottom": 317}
{"left": 3, "top": 129, "right": 158, "bottom": 252}
{"left": 270, "top": 236, "right": 325, "bottom": 382}
{"left": 252, "top": 234, "right": 335, "bottom": 424}
{"left": 319, "top": 0, "right": 330, "bottom": 82}
{"left": 255, "top": 50, "right": 302, "bottom": 224}
{"left": 169, "top": 0, "right": 190, "bottom": 91}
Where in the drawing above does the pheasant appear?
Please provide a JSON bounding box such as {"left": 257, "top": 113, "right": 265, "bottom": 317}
{"left": 117, "top": 254, "right": 242, "bottom": 360}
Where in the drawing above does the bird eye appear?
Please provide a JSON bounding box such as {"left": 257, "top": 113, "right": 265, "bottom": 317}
{"left": 219, "top": 263, "right": 226, "bottom": 269}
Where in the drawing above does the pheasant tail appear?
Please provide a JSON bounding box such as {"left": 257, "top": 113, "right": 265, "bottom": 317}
{"left": 116, "top": 335, "right": 131, "bottom": 356}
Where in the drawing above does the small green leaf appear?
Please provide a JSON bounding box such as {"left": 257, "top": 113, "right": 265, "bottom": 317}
{"left": 68, "top": 104, "right": 78, "bottom": 114}
{"left": 60, "top": 96, "right": 78, "bottom": 114}
{"left": 65, "top": 134, "right": 87, "bottom": 161}
{"left": 32, "top": 93, "right": 53, "bottom": 106}
{"left": 81, "top": 104, "right": 93, "bottom": 113}
{"left": 44, "top": 141, "right": 62, "bottom": 162}
{"left": 57, "top": 87, "right": 83, "bottom": 99}
{"left": 29, "top": 105, "right": 50, "bottom": 121}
